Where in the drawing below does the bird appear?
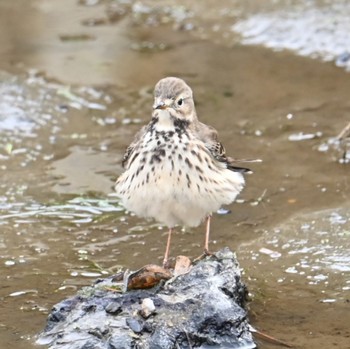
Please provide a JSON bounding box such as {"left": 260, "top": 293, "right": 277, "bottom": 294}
{"left": 115, "top": 77, "right": 251, "bottom": 267}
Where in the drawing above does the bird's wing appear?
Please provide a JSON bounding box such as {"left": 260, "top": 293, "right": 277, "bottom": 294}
{"left": 195, "top": 121, "right": 252, "bottom": 173}
{"left": 121, "top": 125, "right": 147, "bottom": 168}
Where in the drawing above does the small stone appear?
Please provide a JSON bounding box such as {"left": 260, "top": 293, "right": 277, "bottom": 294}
{"left": 105, "top": 302, "right": 122, "bottom": 315}
{"left": 139, "top": 298, "right": 156, "bottom": 319}
{"left": 126, "top": 318, "right": 143, "bottom": 334}
{"left": 173, "top": 255, "right": 191, "bottom": 276}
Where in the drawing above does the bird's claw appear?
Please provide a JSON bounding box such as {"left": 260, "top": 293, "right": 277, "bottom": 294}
{"left": 193, "top": 249, "right": 213, "bottom": 263}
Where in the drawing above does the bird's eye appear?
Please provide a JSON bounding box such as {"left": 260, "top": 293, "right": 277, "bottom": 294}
{"left": 177, "top": 98, "right": 183, "bottom": 106}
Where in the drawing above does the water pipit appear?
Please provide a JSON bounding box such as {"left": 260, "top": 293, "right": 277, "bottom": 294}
{"left": 115, "top": 77, "right": 250, "bottom": 267}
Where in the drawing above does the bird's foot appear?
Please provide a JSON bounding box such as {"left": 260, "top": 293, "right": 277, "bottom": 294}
{"left": 203, "top": 248, "right": 212, "bottom": 256}
{"left": 193, "top": 249, "right": 213, "bottom": 263}
{"left": 162, "top": 259, "right": 169, "bottom": 269}
{"left": 162, "top": 257, "right": 175, "bottom": 269}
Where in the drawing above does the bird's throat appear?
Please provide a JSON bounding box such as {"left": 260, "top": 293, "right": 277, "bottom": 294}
{"left": 154, "top": 109, "right": 175, "bottom": 132}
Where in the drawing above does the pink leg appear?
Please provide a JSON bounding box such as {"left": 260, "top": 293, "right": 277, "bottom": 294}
{"left": 204, "top": 215, "right": 211, "bottom": 255}
{"left": 163, "top": 227, "right": 173, "bottom": 268}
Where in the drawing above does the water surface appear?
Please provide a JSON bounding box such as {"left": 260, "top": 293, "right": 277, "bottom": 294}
{"left": 0, "top": 1, "right": 349, "bottom": 348}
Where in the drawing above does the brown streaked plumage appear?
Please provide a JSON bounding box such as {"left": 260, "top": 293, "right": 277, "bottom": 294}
{"left": 115, "top": 77, "right": 250, "bottom": 267}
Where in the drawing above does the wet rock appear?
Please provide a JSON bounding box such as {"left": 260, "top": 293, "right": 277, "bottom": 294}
{"left": 126, "top": 317, "right": 144, "bottom": 333}
{"left": 105, "top": 302, "right": 122, "bottom": 315}
{"left": 37, "top": 248, "right": 255, "bottom": 349}
{"left": 108, "top": 334, "right": 133, "bottom": 349}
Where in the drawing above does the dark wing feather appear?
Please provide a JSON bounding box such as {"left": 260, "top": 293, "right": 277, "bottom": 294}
{"left": 195, "top": 121, "right": 251, "bottom": 173}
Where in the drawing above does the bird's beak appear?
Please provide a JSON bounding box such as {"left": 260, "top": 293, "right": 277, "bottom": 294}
{"left": 153, "top": 101, "right": 168, "bottom": 110}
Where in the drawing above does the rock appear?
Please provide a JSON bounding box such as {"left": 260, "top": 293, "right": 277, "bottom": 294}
{"left": 37, "top": 248, "right": 256, "bottom": 349}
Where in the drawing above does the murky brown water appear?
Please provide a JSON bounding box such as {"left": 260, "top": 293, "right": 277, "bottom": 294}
{"left": 0, "top": 1, "right": 349, "bottom": 349}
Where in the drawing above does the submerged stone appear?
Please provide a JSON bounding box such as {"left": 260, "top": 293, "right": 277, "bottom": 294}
{"left": 37, "top": 248, "right": 256, "bottom": 349}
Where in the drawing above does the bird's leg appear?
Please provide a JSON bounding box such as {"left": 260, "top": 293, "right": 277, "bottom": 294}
{"left": 204, "top": 214, "right": 212, "bottom": 255}
{"left": 163, "top": 227, "right": 173, "bottom": 268}
{"left": 193, "top": 215, "right": 213, "bottom": 263}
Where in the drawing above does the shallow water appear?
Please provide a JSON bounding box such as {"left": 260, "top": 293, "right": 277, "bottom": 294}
{"left": 0, "top": 1, "right": 349, "bottom": 349}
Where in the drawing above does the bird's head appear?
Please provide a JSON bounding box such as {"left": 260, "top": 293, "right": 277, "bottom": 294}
{"left": 152, "top": 77, "right": 197, "bottom": 123}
